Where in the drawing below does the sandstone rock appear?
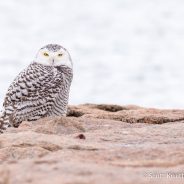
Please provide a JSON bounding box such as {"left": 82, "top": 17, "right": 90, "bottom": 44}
{"left": 0, "top": 104, "right": 184, "bottom": 184}
{"left": 68, "top": 104, "right": 184, "bottom": 123}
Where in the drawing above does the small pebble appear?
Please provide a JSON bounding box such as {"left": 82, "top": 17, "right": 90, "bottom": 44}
{"left": 76, "top": 134, "right": 86, "bottom": 140}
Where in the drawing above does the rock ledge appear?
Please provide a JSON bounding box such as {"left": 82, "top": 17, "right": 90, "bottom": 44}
{"left": 0, "top": 104, "right": 184, "bottom": 184}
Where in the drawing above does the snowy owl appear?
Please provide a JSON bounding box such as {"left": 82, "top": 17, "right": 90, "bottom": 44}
{"left": 0, "top": 44, "right": 73, "bottom": 132}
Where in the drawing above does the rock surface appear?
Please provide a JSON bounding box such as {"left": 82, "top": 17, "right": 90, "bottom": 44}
{"left": 0, "top": 104, "right": 184, "bottom": 184}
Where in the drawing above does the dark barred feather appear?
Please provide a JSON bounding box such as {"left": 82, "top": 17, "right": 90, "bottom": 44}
{"left": 0, "top": 62, "right": 73, "bottom": 130}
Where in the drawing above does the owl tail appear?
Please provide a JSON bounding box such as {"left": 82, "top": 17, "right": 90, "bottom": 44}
{"left": 0, "top": 111, "right": 5, "bottom": 133}
{"left": 0, "top": 110, "right": 11, "bottom": 133}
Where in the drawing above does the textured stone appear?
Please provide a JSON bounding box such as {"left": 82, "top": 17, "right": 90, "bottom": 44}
{"left": 0, "top": 104, "right": 184, "bottom": 184}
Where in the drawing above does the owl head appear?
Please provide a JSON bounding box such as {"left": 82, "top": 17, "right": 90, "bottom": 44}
{"left": 35, "top": 44, "right": 73, "bottom": 68}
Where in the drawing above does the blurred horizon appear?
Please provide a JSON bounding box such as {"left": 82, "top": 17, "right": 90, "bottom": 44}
{"left": 0, "top": 0, "right": 184, "bottom": 109}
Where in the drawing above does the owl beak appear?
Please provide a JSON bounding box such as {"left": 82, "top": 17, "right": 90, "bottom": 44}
{"left": 52, "top": 59, "right": 55, "bottom": 65}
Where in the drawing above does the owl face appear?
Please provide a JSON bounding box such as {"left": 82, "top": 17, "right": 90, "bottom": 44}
{"left": 35, "top": 44, "right": 73, "bottom": 68}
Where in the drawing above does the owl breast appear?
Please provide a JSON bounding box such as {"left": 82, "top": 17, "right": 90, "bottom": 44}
{"left": 48, "top": 65, "right": 73, "bottom": 116}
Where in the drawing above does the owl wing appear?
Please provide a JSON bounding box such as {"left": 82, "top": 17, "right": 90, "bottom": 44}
{"left": 3, "top": 63, "right": 61, "bottom": 123}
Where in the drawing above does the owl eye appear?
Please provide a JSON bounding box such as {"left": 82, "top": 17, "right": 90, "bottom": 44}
{"left": 43, "top": 52, "right": 49, "bottom": 57}
{"left": 58, "top": 53, "right": 63, "bottom": 57}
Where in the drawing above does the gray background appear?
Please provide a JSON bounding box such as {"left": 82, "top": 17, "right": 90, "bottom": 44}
{"left": 0, "top": 0, "right": 184, "bottom": 108}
